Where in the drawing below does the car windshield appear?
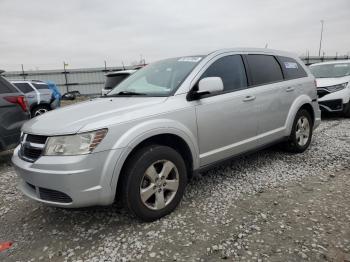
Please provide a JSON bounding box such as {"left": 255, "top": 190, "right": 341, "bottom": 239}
{"left": 105, "top": 74, "right": 130, "bottom": 90}
{"left": 107, "top": 56, "right": 204, "bottom": 97}
{"left": 310, "top": 63, "right": 350, "bottom": 78}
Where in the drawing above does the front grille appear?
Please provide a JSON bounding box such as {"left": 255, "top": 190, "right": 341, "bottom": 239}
{"left": 19, "top": 134, "right": 47, "bottom": 162}
{"left": 319, "top": 99, "right": 343, "bottom": 111}
{"left": 26, "top": 134, "right": 48, "bottom": 144}
{"left": 39, "top": 187, "right": 72, "bottom": 203}
{"left": 23, "top": 147, "right": 42, "bottom": 159}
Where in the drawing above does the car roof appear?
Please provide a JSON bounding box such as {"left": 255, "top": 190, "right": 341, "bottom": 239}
{"left": 310, "top": 60, "right": 350, "bottom": 67}
{"left": 11, "top": 80, "right": 48, "bottom": 84}
{"left": 105, "top": 69, "right": 137, "bottom": 77}
{"left": 206, "top": 48, "right": 298, "bottom": 58}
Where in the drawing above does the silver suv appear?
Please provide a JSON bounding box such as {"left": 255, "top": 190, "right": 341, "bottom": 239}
{"left": 12, "top": 48, "right": 321, "bottom": 221}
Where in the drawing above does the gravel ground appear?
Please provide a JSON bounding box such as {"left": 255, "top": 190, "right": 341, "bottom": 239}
{"left": 0, "top": 117, "right": 349, "bottom": 262}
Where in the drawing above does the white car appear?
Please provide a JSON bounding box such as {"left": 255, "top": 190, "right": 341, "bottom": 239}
{"left": 101, "top": 70, "right": 136, "bottom": 96}
{"left": 309, "top": 60, "right": 350, "bottom": 117}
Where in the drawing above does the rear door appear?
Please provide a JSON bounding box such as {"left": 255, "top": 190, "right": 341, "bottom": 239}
{"left": 244, "top": 54, "right": 286, "bottom": 144}
{"left": 32, "top": 83, "right": 53, "bottom": 106}
{"left": 0, "top": 77, "right": 28, "bottom": 150}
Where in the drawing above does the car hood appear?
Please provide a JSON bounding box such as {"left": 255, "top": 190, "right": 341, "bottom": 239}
{"left": 22, "top": 97, "right": 168, "bottom": 135}
{"left": 315, "top": 76, "right": 350, "bottom": 88}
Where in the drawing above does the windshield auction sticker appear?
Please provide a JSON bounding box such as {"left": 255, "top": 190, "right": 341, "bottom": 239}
{"left": 178, "top": 57, "right": 202, "bottom": 62}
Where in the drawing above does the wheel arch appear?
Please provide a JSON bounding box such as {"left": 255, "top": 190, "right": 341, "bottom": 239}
{"left": 110, "top": 120, "right": 199, "bottom": 199}
{"left": 285, "top": 95, "right": 315, "bottom": 136}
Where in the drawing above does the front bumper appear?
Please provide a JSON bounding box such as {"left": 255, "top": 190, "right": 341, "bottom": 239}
{"left": 12, "top": 146, "right": 123, "bottom": 208}
{"left": 318, "top": 87, "right": 350, "bottom": 112}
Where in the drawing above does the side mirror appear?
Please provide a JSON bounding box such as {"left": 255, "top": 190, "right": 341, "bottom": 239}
{"left": 198, "top": 77, "right": 224, "bottom": 94}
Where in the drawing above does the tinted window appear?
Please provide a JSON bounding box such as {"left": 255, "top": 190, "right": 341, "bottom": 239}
{"left": 277, "top": 56, "right": 307, "bottom": 80}
{"left": 246, "top": 55, "right": 283, "bottom": 85}
{"left": 33, "top": 83, "right": 49, "bottom": 90}
{"left": 0, "top": 76, "right": 16, "bottom": 94}
{"left": 200, "top": 55, "right": 248, "bottom": 92}
{"left": 105, "top": 74, "right": 129, "bottom": 90}
{"left": 13, "top": 83, "right": 34, "bottom": 93}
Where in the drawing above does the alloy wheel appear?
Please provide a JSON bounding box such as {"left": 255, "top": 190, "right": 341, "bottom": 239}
{"left": 139, "top": 160, "right": 179, "bottom": 210}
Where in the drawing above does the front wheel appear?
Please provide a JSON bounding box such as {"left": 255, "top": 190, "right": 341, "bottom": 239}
{"left": 343, "top": 102, "right": 350, "bottom": 118}
{"left": 283, "top": 109, "right": 313, "bottom": 153}
{"left": 121, "top": 145, "right": 187, "bottom": 221}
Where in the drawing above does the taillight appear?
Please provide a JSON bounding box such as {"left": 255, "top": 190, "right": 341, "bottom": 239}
{"left": 4, "top": 95, "right": 28, "bottom": 112}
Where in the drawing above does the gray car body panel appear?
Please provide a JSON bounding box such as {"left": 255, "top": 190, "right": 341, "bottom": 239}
{"left": 12, "top": 48, "right": 321, "bottom": 207}
{"left": 0, "top": 76, "right": 30, "bottom": 150}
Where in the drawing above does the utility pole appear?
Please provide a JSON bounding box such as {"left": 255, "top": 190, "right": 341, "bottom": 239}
{"left": 21, "top": 64, "right": 26, "bottom": 80}
{"left": 318, "top": 20, "right": 324, "bottom": 57}
{"left": 63, "top": 61, "right": 69, "bottom": 93}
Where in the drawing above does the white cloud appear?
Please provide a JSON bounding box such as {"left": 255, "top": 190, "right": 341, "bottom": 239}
{"left": 0, "top": 0, "right": 349, "bottom": 71}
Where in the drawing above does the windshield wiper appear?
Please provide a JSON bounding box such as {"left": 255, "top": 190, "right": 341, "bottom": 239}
{"left": 107, "top": 91, "right": 146, "bottom": 97}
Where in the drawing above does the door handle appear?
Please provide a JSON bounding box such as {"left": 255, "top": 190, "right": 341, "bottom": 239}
{"left": 243, "top": 95, "right": 256, "bottom": 102}
{"left": 286, "top": 87, "right": 295, "bottom": 92}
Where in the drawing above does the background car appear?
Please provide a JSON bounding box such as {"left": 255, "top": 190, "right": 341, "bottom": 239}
{"left": 11, "top": 80, "right": 60, "bottom": 117}
{"left": 309, "top": 60, "right": 350, "bottom": 117}
{"left": 0, "top": 72, "right": 30, "bottom": 151}
{"left": 101, "top": 70, "right": 136, "bottom": 96}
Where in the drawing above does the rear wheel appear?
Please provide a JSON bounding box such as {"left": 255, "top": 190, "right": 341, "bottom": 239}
{"left": 31, "top": 105, "right": 49, "bottom": 117}
{"left": 283, "top": 109, "right": 313, "bottom": 153}
{"left": 121, "top": 145, "right": 187, "bottom": 221}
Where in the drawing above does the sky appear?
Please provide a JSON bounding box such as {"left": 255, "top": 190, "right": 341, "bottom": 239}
{"left": 0, "top": 0, "right": 349, "bottom": 71}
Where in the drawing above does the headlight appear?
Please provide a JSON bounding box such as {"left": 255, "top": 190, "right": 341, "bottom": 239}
{"left": 324, "top": 82, "right": 348, "bottom": 93}
{"left": 44, "top": 129, "right": 107, "bottom": 156}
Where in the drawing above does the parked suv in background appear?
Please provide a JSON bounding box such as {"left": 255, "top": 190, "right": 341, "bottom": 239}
{"left": 309, "top": 60, "right": 350, "bottom": 117}
{"left": 12, "top": 48, "right": 320, "bottom": 221}
{"left": 0, "top": 72, "right": 30, "bottom": 151}
{"left": 101, "top": 70, "right": 136, "bottom": 96}
{"left": 11, "top": 80, "right": 59, "bottom": 117}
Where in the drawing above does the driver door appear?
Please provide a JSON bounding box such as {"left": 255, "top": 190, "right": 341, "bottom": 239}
{"left": 193, "top": 54, "right": 259, "bottom": 166}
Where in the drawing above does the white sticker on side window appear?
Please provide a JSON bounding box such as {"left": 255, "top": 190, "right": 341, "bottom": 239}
{"left": 284, "top": 62, "right": 298, "bottom": 69}
{"left": 178, "top": 57, "right": 202, "bottom": 62}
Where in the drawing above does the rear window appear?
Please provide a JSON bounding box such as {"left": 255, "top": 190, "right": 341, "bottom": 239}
{"left": 13, "top": 83, "right": 34, "bottom": 93}
{"left": 105, "top": 74, "right": 129, "bottom": 90}
{"left": 0, "top": 76, "right": 17, "bottom": 94}
{"left": 277, "top": 56, "right": 307, "bottom": 80}
{"left": 246, "top": 55, "right": 283, "bottom": 86}
{"left": 33, "top": 83, "right": 49, "bottom": 90}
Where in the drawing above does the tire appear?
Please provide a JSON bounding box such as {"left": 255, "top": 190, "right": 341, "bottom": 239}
{"left": 343, "top": 102, "right": 350, "bottom": 118}
{"left": 31, "top": 105, "right": 49, "bottom": 118}
{"left": 121, "top": 145, "right": 187, "bottom": 222}
{"left": 283, "top": 109, "right": 313, "bottom": 153}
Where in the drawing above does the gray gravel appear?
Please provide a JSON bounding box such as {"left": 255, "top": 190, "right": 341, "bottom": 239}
{"left": 0, "top": 117, "right": 349, "bottom": 261}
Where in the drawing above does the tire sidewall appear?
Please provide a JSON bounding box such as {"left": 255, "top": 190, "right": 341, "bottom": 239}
{"left": 289, "top": 109, "right": 313, "bottom": 152}
{"left": 123, "top": 145, "right": 187, "bottom": 221}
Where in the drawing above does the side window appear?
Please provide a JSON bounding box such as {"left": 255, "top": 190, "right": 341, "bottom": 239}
{"left": 13, "top": 83, "right": 34, "bottom": 93}
{"left": 33, "top": 83, "right": 49, "bottom": 90}
{"left": 277, "top": 56, "right": 307, "bottom": 80}
{"left": 246, "top": 55, "right": 283, "bottom": 86}
{"left": 200, "top": 55, "right": 248, "bottom": 93}
{"left": 0, "top": 76, "right": 16, "bottom": 94}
